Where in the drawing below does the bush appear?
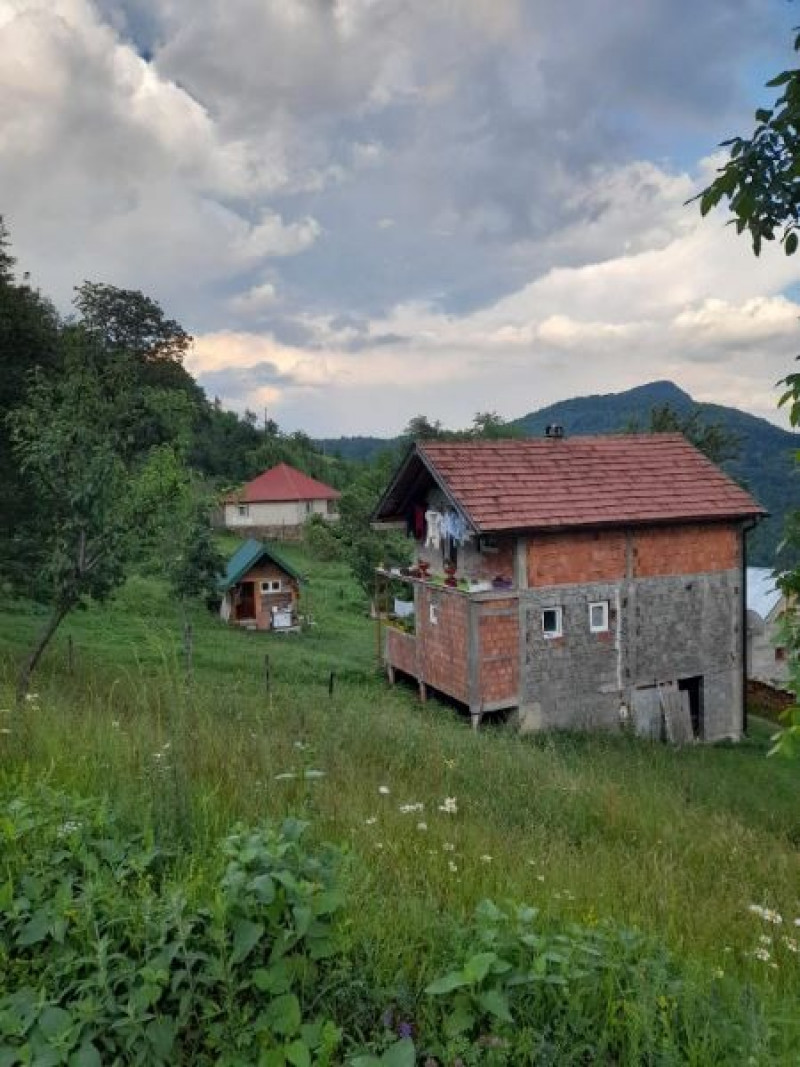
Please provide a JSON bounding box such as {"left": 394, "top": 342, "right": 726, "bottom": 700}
{"left": 305, "top": 515, "right": 345, "bottom": 562}
{"left": 0, "top": 789, "right": 343, "bottom": 1065}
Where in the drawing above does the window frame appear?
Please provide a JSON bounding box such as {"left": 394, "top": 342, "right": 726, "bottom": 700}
{"left": 237, "top": 503, "right": 249, "bottom": 517}
{"left": 589, "top": 600, "right": 610, "bottom": 634}
{"left": 260, "top": 579, "right": 282, "bottom": 595}
{"left": 541, "top": 606, "right": 563, "bottom": 639}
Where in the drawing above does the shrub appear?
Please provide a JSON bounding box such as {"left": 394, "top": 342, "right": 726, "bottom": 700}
{"left": 305, "top": 515, "right": 345, "bottom": 562}
{"left": 0, "top": 788, "right": 343, "bottom": 1065}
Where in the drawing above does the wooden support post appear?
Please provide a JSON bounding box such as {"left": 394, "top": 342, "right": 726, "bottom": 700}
{"left": 67, "top": 634, "right": 74, "bottom": 675}
{"left": 328, "top": 670, "right": 335, "bottom": 698}
{"left": 418, "top": 680, "right": 428, "bottom": 703}
{"left": 374, "top": 571, "right": 383, "bottom": 673}
{"left": 264, "top": 654, "right": 270, "bottom": 694}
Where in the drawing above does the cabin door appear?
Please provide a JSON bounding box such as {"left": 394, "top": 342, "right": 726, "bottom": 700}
{"left": 237, "top": 582, "right": 256, "bottom": 619}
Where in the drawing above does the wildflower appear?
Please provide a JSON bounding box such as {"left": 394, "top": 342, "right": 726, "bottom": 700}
{"left": 375, "top": 842, "right": 384, "bottom": 850}
{"left": 111, "top": 720, "right": 120, "bottom": 728}
{"left": 752, "top": 947, "right": 771, "bottom": 962}
{"left": 783, "top": 937, "right": 798, "bottom": 954}
{"left": 442, "top": 842, "right": 455, "bottom": 852}
{"left": 444, "top": 758, "right": 456, "bottom": 769}
{"left": 448, "top": 860, "right": 458, "bottom": 873}
{"left": 759, "top": 934, "right": 772, "bottom": 946}
{"left": 57, "top": 820, "right": 81, "bottom": 838}
{"left": 275, "top": 772, "right": 297, "bottom": 780}
{"left": 438, "top": 797, "right": 457, "bottom": 814}
{"left": 365, "top": 816, "right": 378, "bottom": 825}
{"left": 25, "top": 693, "right": 39, "bottom": 703}
{"left": 294, "top": 741, "right": 309, "bottom": 750}
{"left": 794, "top": 918, "right": 800, "bottom": 928}
{"left": 480, "top": 854, "right": 492, "bottom": 863}
{"left": 397, "top": 1021, "right": 415, "bottom": 1040}
{"left": 536, "top": 874, "right": 545, "bottom": 882}
{"left": 378, "top": 786, "right": 390, "bottom": 795}
{"left": 0, "top": 728, "right": 10, "bottom": 735}
{"left": 714, "top": 968, "right": 724, "bottom": 979}
{"left": 416, "top": 822, "right": 428, "bottom": 831}
{"left": 398, "top": 802, "right": 424, "bottom": 814}
{"left": 748, "top": 904, "right": 783, "bottom": 924}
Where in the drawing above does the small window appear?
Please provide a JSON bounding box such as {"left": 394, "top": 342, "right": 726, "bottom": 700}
{"left": 327, "top": 499, "right": 337, "bottom": 515}
{"left": 305, "top": 501, "right": 313, "bottom": 515}
{"left": 237, "top": 503, "right": 249, "bottom": 517}
{"left": 542, "top": 607, "right": 562, "bottom": 638}
{"left": 261, "top": 579, "right": 282, "bottom": 594}
{"left": 589, "top": 601, "right": 609, "bottom": 633}
{"left": 429, "top": 603, "right": 438, "bottom": 625}
{"left": 776, "top": 647, "right": 787, "bottom": 663}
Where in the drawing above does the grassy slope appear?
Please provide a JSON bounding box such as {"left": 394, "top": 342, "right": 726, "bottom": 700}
{"left": 1, "top": 543, "right": 799, "bottom": 1042}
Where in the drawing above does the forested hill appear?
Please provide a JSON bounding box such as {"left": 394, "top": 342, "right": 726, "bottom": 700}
{"left": 315, "top": 380, "right": 800, "bottom": 566}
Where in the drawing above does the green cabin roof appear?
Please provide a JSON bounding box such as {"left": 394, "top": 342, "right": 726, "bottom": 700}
{"left": 219, "top": 539, "right": 305, "bottom": 592}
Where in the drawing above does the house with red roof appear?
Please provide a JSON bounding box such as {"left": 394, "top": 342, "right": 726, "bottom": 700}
{"left": 372, "top": 432, "right": 765, "bottom": 741}
{"left": 222, "top": 462, "right": 340, "bottom": 540}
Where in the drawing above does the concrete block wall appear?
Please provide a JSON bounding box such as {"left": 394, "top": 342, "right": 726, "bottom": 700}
{"left": 520, "top": 522, "right": 745, "bottom": 740}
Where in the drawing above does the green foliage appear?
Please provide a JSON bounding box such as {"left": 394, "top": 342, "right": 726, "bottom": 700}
{"left": 625, "top": 402, "right": 740, "bottom": 466}
{"left": 169, "top": 505, "right": 225, "bottom": 604}
{"left": 694, "top": 34, "right": 800, "bottom": 257}
{"left": 0, "top": 789, "right": 343, "bottom": 1066}
{"left": 416, "top": 901, "right": 768, "bottom": 1064}
{"left": 304, "top": 515, "right": 346, "bottom": 563}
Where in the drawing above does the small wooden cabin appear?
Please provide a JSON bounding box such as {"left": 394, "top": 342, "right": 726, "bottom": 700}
{"left": 219, "top": 539, "right": 304, "bottom": 632}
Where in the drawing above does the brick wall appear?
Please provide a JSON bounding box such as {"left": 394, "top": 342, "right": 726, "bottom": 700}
{"left": 477, "top": 601, "right": 519, "bottom": 706}
{"left": 633, "top": 524, "right": 738, "bottom": 577}
{"left": 417, "top": 585, "right": 470, "bottom": 702}
{"left": 527, "top": 523, "right": 739, "bottom": 586}
{"left": 238, "top": 562, "right": 298, "bottom": 630}
{"left": 528, "top": 530, "right": 626, "bottom": 586}
{"left": 385, "top": 626, "right": 418, "bottom": 676}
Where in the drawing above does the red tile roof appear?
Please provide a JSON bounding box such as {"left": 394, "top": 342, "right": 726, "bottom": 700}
{"left": 414, "top": 435, "right": 764, "bottom": 533}
{"left": 233, "top": 463, "right": 340, "bottom": 503}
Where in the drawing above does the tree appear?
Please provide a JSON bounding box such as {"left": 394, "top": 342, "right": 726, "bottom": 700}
{"left": 470, "top": 411, "right": 523, "bottom": 440}
{"left": 8, "top": 329, "right": 194, "bottom": 700}
{"left": 168, "top": 504, "right": 224, "bottom": 607}
{"left": 696, "top": 33, "right": 800, "bottom": 259}
{"left": 696, "top": 32, "right": 800, "bottom": 754}
{"left": 625, "top": 404, "right": 740, "bottom": 466}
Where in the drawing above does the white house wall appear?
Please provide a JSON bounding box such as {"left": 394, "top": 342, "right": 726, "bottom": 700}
{"left": 224, "top": 499, "right": 337, "bottom": 529}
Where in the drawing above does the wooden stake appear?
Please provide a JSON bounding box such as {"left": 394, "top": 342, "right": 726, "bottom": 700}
{"left": 67, "top": 634, "right": 74, "bottom": 675}
{"left": 328, "top": 670, "right": 335, "bottom": 698}
{"left": 264, "top": 654, "right": 271, "bottom": 694}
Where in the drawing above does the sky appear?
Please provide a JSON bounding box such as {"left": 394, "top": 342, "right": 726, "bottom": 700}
{"left": 2, "top": 0, "right": 800, "bottom": 436}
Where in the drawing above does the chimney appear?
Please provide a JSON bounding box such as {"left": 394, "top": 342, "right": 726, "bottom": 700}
{"left": 545, "top": 424, "right": 564, "bottom": 439}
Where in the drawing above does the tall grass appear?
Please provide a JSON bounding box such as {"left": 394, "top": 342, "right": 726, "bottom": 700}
{"left": 1, "top": 551, "right": 800, "bottom": 1058}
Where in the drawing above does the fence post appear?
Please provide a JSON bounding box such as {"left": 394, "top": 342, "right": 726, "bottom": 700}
{"left": 67, "top": 634, "right": 74, "bottom": 675}
{"left": 264, "top": 654, "right": 271, "bottom": 694}
{"left": 183, "top": 623, "right": 193, "bottom": 683}
{"left": 328, "top": 670, "right": 335, "bottom": 698}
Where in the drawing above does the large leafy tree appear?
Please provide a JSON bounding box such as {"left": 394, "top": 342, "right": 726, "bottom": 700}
{"left": 625, "top": 403, "right": 740, "bottom": 466}
{"left": 0, "top": 218, "right": 62, "bottom": 588}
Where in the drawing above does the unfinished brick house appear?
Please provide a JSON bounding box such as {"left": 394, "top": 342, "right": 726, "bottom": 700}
{"left": 372, "top": 434, "right": 765, "bottom": 740}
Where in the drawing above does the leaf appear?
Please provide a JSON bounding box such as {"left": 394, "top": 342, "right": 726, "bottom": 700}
{"left": 231, "top": 918, "right": 264, "bottom": 964}
{"left": 477, "top": 989, "right": 513, "bottom": 1023}
{"left": 379, "top": 1037, "right": 415, "bottom": 1067}
{"left": 264, "top": 994, "right": 301, "bottom": 1037}
{"left": 462, "top": 952, "right": 497, "bottom": 984}
{"left": 69, "top": 1044, "right": 102, "bottom": 1067}
{"left": 443, "top": 999, "right": 475, "bottom": 1037}
{"left": 18, "top": 909, "right": 51, "bottom": 946}
{"left": 786, "top": 232, "right": 798, "bottom": 255}
{"left": 755, "top": 108, "right": 773, "bottom": 124}
{"left": 38, "top": 1005, "right": 72, "bottom": 1041}
{"left": 425, "top": 970, "right": 469, "bottom": 995}
{"left": 147, "top": 1018, "right": 176, "bottom": 1061}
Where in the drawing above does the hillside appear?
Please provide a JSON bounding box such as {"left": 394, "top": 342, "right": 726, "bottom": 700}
{"left": 316, "top": 381, "right": 799, "bottom": 566}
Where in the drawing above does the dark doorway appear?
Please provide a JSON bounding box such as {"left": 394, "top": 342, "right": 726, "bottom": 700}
{"left": 678, "top": 675, "right": 704, "bottom": 739}
{"left": 236, "top": 582, "right": 256, "bottom": 620}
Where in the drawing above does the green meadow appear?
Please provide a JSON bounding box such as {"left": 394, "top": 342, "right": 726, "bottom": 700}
{"left": 1, "top": 543, "right": 799, "bottom": 1063}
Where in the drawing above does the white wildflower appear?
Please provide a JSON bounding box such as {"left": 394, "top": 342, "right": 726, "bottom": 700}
{"left": 57, "top": 820, "right": 81, "bottom": 838}
{"left": 274, "top": 772, "right": 297, "bottom": 780}
{"left": 378, "top": 786, "right": 390, "bottom": 796}
{"left": 759, "top": 934, "right": 772, "bottom": 946}
{"left": 375, "top": 842, "right": 384, "bottom": 850}
{"left": 365, "top": 816, "right": 378, "bottom": 825}
{"left": 111, "top": 720, "right": 120, "bottom": 728}
{"left": 416, "top": 822, "right": 428, "bottom": 832}
{"left": 438, "top": 797, "right": 457, "bottom": 815}
{"left": 783, "top": 937, "right": 798, "bottom": 954}
{"left": 748, "top": 904, "right": 782, "bottom": 924}
{"left": 480, "top": 854, "right": 492, "bottom": 863}
{"left": 752, "top": 947, "right": 771, "bottom": 962}
{"left": 448, "top": 860, "right": 458, "bottom": 873}
{"left": 398, "top": 802, "right": 424, "bottom": 814}
{"left": 442, "top": 842, "right": 455, "bottom": 852}
{"left": 536, "top": 874, "right": 545, "bottom": 882}
{"left": 0, "top": 728, "right": 10, "bottom": 735}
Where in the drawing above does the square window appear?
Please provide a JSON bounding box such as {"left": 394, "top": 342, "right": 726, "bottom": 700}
{"left": 542, "top": 607, "right": 562, "bottom": 638}
{"left": 237, "top": 503, "right": 249, "bottom": 517}
{"left": 261, "top": 580, "right": 282, "bottom": 594}
{"left": 589, "top": 601, "right": 609, "bottom": 633}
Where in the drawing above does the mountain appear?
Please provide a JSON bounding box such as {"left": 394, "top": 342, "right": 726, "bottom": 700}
{"left": 315, "top": 381, "right": 800, "bottom": 566}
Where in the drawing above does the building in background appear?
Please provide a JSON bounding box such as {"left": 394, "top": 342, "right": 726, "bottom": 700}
{"left": 222, "top": 463, "right": 340, "bottom": 541}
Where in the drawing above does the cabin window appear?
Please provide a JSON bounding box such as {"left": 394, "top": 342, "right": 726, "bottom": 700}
{"left": 589, "top": 601, "right": 609, "bottom": 633}
{"left": 776, "top": 646, "right": 787, "bottom": 663}
{"left": 541, "top": 606, "right": 562, "bottom": 639}
{"left": 261, "top": 580, "right": 282, "bottom": 594}
{"left": 237, "top": 503, "right": 249, "bottom": 517}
